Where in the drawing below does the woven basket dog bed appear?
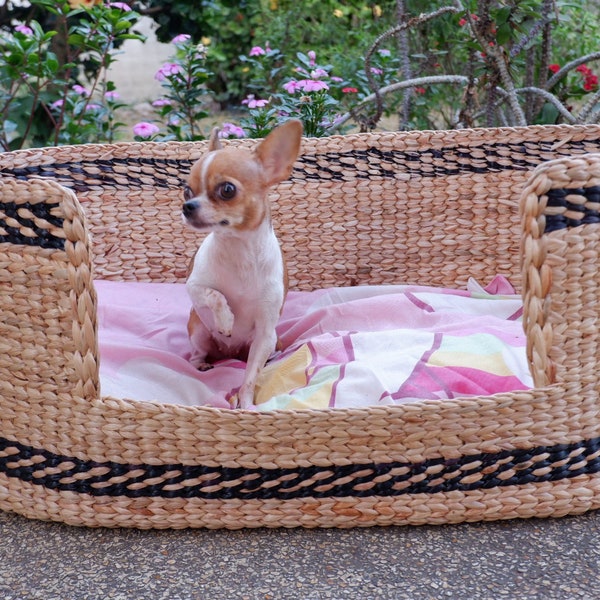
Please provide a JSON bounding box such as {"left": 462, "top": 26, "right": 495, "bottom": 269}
{"left": 1, "top": 123, "right": 600, "bottom": 529}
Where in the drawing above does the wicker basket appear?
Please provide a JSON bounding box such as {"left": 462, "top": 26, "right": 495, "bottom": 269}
{"left": 1, "top": 124, "right": 600, "bottom": 529}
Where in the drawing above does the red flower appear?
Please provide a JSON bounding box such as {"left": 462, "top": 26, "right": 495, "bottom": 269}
{"left": 584, "top": 74, "right": 598, "bottom": 91}
{"left": 459, "top": 14, "right": 478, "bottom": 26}
{"left": 342, "top": 87, "right": 358, "bottom": 94}
{"left": 548, "top": 64, "right": 560, "bottom": 73}
{"left": 414, "top": 87, "right": 426, "bottom": 94}
{"left": 575, "top": 64, "right": 598, "bottom": 91}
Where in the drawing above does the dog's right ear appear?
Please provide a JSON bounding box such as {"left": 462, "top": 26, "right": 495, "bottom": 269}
{"left": 208, "top": 127, "right": 222, "bottom": 152}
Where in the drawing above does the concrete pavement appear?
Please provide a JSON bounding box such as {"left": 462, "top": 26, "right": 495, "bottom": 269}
{"left": 1, "top": 507, "right": 599, "bottom": 599}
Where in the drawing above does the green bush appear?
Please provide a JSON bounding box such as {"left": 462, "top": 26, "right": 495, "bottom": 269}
{"left": 0, "top": 0, "right": 143, "bottom": 150}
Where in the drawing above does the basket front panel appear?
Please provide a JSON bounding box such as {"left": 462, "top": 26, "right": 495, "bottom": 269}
{"left": 2, "top": 385, "right": 600, "bottom": 528}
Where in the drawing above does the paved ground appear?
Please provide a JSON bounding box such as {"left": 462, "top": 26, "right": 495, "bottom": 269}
{"left": 1, "top": 508, "right": 599, "bottom": 600}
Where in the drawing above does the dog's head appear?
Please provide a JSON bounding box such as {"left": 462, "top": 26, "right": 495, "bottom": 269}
{"left": 182, "top": 119, "right": 302, "bottom": 232}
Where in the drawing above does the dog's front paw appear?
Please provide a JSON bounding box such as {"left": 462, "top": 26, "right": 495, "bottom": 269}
{"left": 215, "top": 304, "right": 234, "bottom": 337}
{"left": 237, "top": 385, "right": 256, "bottom": 410}
{"left": 196, "top": 362, "right": 214, "bottom": 372}
{"left": 190, "top": 355, "right": 214, "bottom": 371}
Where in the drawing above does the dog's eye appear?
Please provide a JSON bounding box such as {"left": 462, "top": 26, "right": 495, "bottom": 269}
{"left": 183, "top": 185, "right": 195, "bottom": 201}
{"left": 217, "top": 182, "right": 236, "bottom": 201}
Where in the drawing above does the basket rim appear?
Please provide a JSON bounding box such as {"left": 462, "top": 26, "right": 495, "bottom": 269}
{"left": 4, "top": 121, "right": 599, "bottom": 156}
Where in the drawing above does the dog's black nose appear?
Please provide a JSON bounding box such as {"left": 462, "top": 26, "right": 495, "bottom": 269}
{"left": 182, "top": 200, "right": 198, "bottom": 218}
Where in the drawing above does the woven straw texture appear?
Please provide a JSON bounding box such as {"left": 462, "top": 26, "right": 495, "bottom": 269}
{"left": 1, "top": 124, "right": 600, "bottom": 529}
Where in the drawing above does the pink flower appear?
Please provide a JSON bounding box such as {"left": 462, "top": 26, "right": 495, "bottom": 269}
{"left": 310, "top": 68, "right": 329, "bottom": 80}
{"left": 85, "top": 103, "right": 102, "bottom": 111}
{"left": 219, "top": 123, "right": 246, "bottom": 139}
{"left": 15, "top": 24, "right": 33, "bottom": 36}
{"left": 108, "top": 1, "right": 131, "bottom": 10}
{"left": 331, "top": 76, "right": 344, "bottom": 83}
{"left": 307, "top": 50, "right": 316, "bottom": 66}
{"left": 242, "top": 94, "right": 269, "bottom": 109}
{"left": 283, "top": 80, "right": 300, "bottom": 94}
{"left": 155, "top": 62, "right": 183, "bottom": 82}
{"left": 104, "top": 91, "right": 120, "bottom": 101}
{"left": 378, "top": 49, "right": 391, "bottom": 57}
{"left": 172, "top": 34, "right": 191, "bottom": 44}
{"left": 50, "top": 99, "right": 64, "bottom": 110}
{"left": 342, "top": 87, "right": 358, "bottom": 94}
{"left": 249, "top": 46, "right": 266, "bottom": 57}
{"left": 370, "top": 67, "right": 383, "bottom": 75}
{"left": 72, "top": 84, "right": 90, "bottom": 97}
{"left": 298, "top": 79, "right": 329, "bottom": 92}
{"left": 133, "top": 122, "right": 160, "bottom": 138}
{"left": 152, "top": 98, "right": 172, "bottom": 107}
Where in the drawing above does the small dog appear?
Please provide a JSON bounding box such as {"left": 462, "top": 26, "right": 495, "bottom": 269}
{"left": 182, "top": 119, "right": 302, "bottom": 409}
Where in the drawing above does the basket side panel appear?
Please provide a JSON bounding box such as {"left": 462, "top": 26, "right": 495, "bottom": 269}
{"left": 0, "top": 178, "right": 99, "bottom": 413}
{"left": 521, "top": 153, "right": 600, "bottom": 387}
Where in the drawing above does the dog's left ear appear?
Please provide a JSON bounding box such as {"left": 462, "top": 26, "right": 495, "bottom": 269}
{"left": 208, "top": 127, "right": 222, "bottom": 152}
{"left": 255, "top": 119, "right": 302, "bottom": 186}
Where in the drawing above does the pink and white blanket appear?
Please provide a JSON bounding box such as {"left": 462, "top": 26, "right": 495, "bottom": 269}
{"left": 97, "top": 277, "right": 532, "bottom": 410}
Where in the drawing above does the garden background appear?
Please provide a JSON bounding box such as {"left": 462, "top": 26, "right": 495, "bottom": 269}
{"left": 1, "top": 0, "right": 599, "bottom": 151}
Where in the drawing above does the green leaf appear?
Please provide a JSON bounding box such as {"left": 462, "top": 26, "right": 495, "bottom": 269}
{"left": 118, "top": 33, "right": 147, "bottom": 41}
{"left": 67, "top": 33, "right": 86, "bottom": 46}
{"left": 536, "top": 102, "right": 559, "bottom": 125}
{"left": 496, "top": 23, "right": 513, "bottom": 46}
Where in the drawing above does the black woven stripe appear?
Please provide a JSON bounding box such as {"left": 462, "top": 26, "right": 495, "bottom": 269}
{"left": 0, "top": 201, "right": 65, "bottom": 249}
{"left": 545, "top": 186, "right": 600, "bottom": 232}
{"left": 294, "top": 139, "right": 599, "bottom": 182}
{"left": 2, "top": 138, "right": 599, "bottom": 192}
{"left": 1, "top": 434, "right": 599, "bottom": 500}
{"left": 1, "top": 157, "right": 194, "bottom": 193}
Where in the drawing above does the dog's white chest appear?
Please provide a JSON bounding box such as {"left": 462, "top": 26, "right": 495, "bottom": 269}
{"left": 187, "top": 227, "right": 284, "bottom": 341}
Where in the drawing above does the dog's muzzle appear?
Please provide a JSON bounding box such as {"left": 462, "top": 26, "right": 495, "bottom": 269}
{"left": 182, "top": 200, "right": 199, "bottom": 220}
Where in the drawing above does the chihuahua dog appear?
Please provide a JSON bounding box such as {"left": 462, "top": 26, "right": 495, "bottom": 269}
{"left": 182, "top": 119, "right": 302, "bottom": 409}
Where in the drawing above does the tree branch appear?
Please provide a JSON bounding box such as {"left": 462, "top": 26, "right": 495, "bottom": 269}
{"left": 577, "top": 87, "right": 600, "bottom": 123}
{"left": 328, "top": 75, "right": 471, "bottom": 132}
{"left": 494, "top": 86, "right": 577, "bottom": 123}
{"left": 464, "top": 4, "right": 527, "bottom": 126}
{"left": 396, "top": 0, "right": 412, "bottom": 130}
{"left": 361, "top": 4, "right": 461, "bottom": 130}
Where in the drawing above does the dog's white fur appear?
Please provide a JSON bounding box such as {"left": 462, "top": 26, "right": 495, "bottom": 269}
{"left": 182, "top": 120, "right": 302, "bottom": 409}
